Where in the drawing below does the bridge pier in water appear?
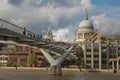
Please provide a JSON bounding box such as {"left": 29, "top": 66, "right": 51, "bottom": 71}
{"left": 49, "top": 65, "right": 62, "bottom": 76}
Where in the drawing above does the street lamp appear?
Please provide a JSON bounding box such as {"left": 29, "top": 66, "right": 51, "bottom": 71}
{"left": 15, "top": 52, "right": 17, "bottom": 70}
{"left": 2, "top": 54, "right": 4, "bottom": 67}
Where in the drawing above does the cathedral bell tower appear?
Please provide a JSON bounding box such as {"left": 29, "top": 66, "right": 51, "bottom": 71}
{"left": 46, "top": 27, "right": 53, "bottom": 42}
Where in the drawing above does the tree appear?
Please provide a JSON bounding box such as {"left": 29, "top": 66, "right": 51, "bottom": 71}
{"left": 76, "top": 45, "right": 84, "bottom": 71}
{"left": 7, "top": 60, "right": 15, "bottom": 67}
{"left": 27, "top": 53, "right": 37, "bottom": 67}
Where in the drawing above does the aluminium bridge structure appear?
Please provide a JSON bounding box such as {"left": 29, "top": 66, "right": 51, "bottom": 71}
{"left": 0, "top": 18, "right": 80, "bottom": 75}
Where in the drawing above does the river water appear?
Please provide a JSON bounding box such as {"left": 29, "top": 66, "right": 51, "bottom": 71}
{"left": 0, "top": 69, "right": 120, "bottom": 80}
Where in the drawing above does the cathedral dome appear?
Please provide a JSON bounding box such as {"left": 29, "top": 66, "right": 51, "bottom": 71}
{"left": 75, "top": 9, "right": 95, "bottom": 43}
{"left": 78, "top": 9, "right": 94, "bottom": 32}
{"left": 79, "top": 20, "right": 94, "bottom": 29}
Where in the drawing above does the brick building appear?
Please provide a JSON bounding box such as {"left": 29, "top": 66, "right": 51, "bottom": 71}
{"left": 0, "top": 40, "right": 45, "bottom": 67}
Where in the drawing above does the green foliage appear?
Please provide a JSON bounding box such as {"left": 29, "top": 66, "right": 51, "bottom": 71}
{"left": 76, "top": 47, "right": 84, "bottom": 58}
{"left": 76, "top": 46, "right": 84, "bottom": 71}
{"left": 79, "top": 48, "right": 84, "bottom": 57}
{"left": 27, "top": 53, "right": 37, "bottom": 65}
{"left": 7, "top": 60, "right": 15, "bottom": 67}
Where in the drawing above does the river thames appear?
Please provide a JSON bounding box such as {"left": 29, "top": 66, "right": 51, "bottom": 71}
{"left": 0, "top": 68, "right": 120, "bottom": 80}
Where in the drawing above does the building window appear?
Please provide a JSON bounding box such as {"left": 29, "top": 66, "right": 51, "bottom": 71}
{"left": 86, "top": 55, "right": 91, "bottom": 57}
{"left": 94, "top": 55, "right": 99, "bottom": 58}
{"left": 16, "top": 46, "right": 22, "bottom": 52}
{"left": 102, "top": 43, "right": 107, "bottom": 47}
{"left": 38, "top": 58, "right": 42, "bottom": 61}
{"left": 20, "top": 59, "right": 27, "bottom": 62}
{"left": 26, "top": 47, "right": 29, "bottom": 52}
{"left": 86, "top": 58, "right": 91, "bottom": 60}
{"left": 84, "top": 33, "right": 89, "bottom": 38}
{"left": 86, "top": 49, "right": 91, "bottom": 52}
{"left": 94, "top": 43, "right": 99, "bottom": 47}
{"left": 78, "top": 33, "right": 82, "bottom": 38}
{"left": 87, "top": 42, "right": 91, "bottom": 52}
{"left": 87, "top": 65, "right": 91, "bottom": 69}
{"left": 94, "top": 52, "right": 99, "bottom": 55}
{"left": 87, "top": 42, "right": 91, "bottom": 47}
{"left": 7, "top": 45, "right": 14, "bottom": 49}
{"left": 101, "top": 49, "right": 106, "bottom": 52}
{"left": 94, "top": 48, "right": 99, "bottom": 52}
{"left": 4, "top": 57, "right": 8, "bottom": 60}
{"left": 86, "top": 60, "right": 91, "bottom": 63}
{"left": 94, "top": 43, "right": 99, "bottom": 52}
{"left": 102, "top": 54, "right": 107, "bottom": 58}
{"left": 94, "top": 61, "right": 99, "bottom": 63}
{"left": 94, "top": 58, "right": 99, "bottom": 60}
{"left": 11, "top": 58, "right": 17, "bottom": 62}
{"left": 86, "top": 52, "right": 91, "bottom": 55}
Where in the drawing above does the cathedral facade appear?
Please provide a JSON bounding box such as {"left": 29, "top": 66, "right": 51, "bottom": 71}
{"left": 75, "top": 9, "right": 120, "bottom": 70}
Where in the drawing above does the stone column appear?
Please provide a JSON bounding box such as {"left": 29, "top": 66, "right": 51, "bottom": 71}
{"left": 83, "top": 33, "right": 85, "bottom": 38}
{"left": 106, "top": 42, "right": 109, "bottom": 69}
{"left": 112, "top": 61, "right": 114, "bottom": 70}
{"left": 84, "top": 41, "right": 87, "bottom": 69}
{"left": 99, "top": 42, "right": 102, "bottom": 69}
{"left": 117, "top": 60, "right": 119, "bottom": 73}
{"left": 91, "top": 42, "right": 94, "bottom": 69}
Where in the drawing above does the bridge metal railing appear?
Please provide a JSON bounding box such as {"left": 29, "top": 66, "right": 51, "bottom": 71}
{"left": 0, "top": 18, "right": 78, "bottom": 56}
{"left": 0, "top": 18, "right": 43, "bottom": 41}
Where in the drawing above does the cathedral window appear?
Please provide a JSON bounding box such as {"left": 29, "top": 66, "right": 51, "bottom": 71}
{"left": 85, "top": 33, "right": 89, "bottom": 38}
{"left": 78, "top": 33, "right": 82, "bottom": 38}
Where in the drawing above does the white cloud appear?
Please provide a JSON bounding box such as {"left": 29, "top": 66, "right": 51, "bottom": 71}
{"left": 0, "top": 0, "right": 120, "bottom": 41}
{"left": 52, "top": 23, "right": 77, "bottom": 42}
{"left": 0, "top": 0, "right": 9, "bottom": 11}
{"left": 53, "top": 29, "right": 69, "bottom": 42}
{"left": 80, "top": 0, "right": 96, "bottom": 9}
{"left": 0, "top": 0, "right": 96, "bottom": 26}
{"left": 91, "top": 13, "right": 120, "bottom": 35}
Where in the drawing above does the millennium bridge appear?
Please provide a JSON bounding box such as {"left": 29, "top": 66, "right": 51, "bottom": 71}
{"left": 0, "top": 18, "right": 80, "bottom": 75}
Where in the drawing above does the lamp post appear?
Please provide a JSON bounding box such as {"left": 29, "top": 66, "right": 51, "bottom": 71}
{"left": 2, "top": 54, "right": 3, "bottom": 67}
{"left": 15, "top": 52, "right": 17, "bottom": 70}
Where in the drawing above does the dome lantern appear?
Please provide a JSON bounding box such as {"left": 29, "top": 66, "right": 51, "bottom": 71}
{"left": 84, "top": 8, "right": 88, "bottom": 20}
{"left": 78, "top": 9, "right": 94, "bottom": 30}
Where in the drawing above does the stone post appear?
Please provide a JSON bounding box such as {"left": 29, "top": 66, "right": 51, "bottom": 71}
{"left": 112, "top": 61, "right": 114, "bottom": 70}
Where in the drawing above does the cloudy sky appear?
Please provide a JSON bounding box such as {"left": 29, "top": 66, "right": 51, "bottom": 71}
{"left": 0, "top": 0, "right": 120, "bottom": 42}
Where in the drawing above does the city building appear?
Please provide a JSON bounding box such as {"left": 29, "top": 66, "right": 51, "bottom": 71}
{"left": 75, "top": 9, "right": 120, "bottom": 70}
{"left": 0, "top": 26, "right": 47, "bottom": 67}
{"left": 0, "top": 40, "right": 45, "bottom": 67}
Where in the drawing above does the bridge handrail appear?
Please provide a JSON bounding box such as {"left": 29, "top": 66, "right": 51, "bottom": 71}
{"left": 0, "top": 18, "right": 44, "bottom": 41}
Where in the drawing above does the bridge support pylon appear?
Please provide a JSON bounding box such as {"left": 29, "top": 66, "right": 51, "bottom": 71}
{"left": 40, "top": 46, "right": 73, "bottom": 76}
